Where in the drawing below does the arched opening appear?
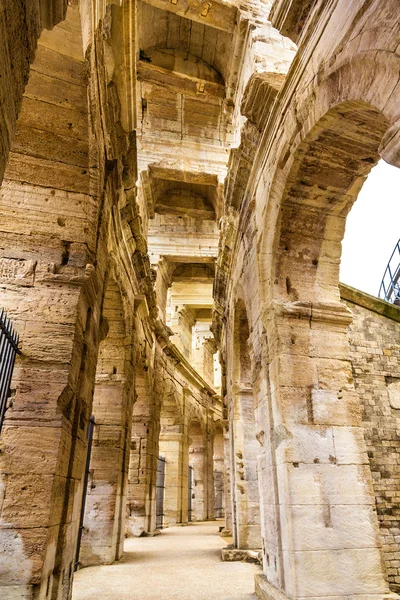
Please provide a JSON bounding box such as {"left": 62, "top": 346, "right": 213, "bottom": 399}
{"left": 158, "top": 384, "right": 188, "bottom": 526}
{"left": 78, "top": 275, "right": 133, "bottom": 567}
{"left": 264, "top": 98, "right": 399, "bottom": 597}
{"left": 126, "top": 364, "right": 159, "bottom": 537}
{"left": 340, "top": 159, "right": 400, "bottom": 297}
{"left": 229, "top": 298, "right": 261, "bottom": 550}
{"left": 274, "top": 101, "right": 390, "bottom": 304}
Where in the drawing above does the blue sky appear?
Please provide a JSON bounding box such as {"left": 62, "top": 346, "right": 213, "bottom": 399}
{"left": 340, "top": 160, "right": 400, "bottom": 297}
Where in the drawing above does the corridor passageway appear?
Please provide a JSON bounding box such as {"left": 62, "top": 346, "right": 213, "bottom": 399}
{"left": 72, "top": 523, "right": 259, "bottom": 600}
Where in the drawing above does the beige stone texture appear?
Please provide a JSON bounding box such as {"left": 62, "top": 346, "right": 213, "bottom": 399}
{"left": 0, "top": 0, "right": 399, "bottom": 599}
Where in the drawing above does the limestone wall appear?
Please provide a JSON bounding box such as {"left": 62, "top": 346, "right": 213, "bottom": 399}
{"left": 342, "top": 284, "right": 400, "bottom": 593}
{"left": 0, "top": 0, "right": 67, "bottom": 184}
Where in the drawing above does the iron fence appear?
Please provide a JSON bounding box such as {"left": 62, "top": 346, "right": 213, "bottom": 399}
{"left": 0, "top": 309, "right": 21, "bottom": 434}
{"left": 379, "top": 239, "right": 400, "bottom": 304}
{"left": 188, "top": 465, "right": 194, "bottom": 522}
{"left": 214, "top": 470, "right": 224, "bottom": 518}
{"left": 156, "top": 456, "right": 166, "bottom": 529}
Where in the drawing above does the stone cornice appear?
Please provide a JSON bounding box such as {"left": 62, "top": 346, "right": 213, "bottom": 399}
{"left": 137, "top": 61, "right": 225, "bottom": 99}
{"left": 269, "top": 0, "right": 317, "bottom": 44}
{"left": 265, "top": 298, "right": 353, "bottom": 327}
{"left": 140, "top": 0, "right": 238, "bottom": 33}
{"left": 340, "top": 283, "right": 400, "bottom": 324}
{"left": 166, "top": 340, "right": 217, "bottom": 398}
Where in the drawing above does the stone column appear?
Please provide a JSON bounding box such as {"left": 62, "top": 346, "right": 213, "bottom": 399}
{"left": 191, "top": 323, "right": 213, "bottom": 383}
{"left": 0, "top": 276, "right": 101, "bottom": 600}
{"left": 230, "top": 386, "right": 262, "bottom": 549}
{"left": 213, "top": 428, "right": 225, "bottom": 518}
{"left": 79, "top": 377, "right": 131, "bottom": 566}
{"left": 79, "top": 276, "right": 133, "bottom": 566}
{"left": 205, "top": 419, "right": 216, "bottom": 520}
{"left": 222, "top": 424, "right": 233, "bottom": 535}
{"left": 189, "top": 423, "right": 209, "bottom": 522}
{"left": 255, "top": 300, "right": 395, "bottom": 600}
{"left": 126, "top": 367, "right": 159, "bottom": 537}
{"left": 159, "top": 431, "right": 189, "bottom": 525}
{"left": 169, "top": 306, "right": 195, "bottom": 360}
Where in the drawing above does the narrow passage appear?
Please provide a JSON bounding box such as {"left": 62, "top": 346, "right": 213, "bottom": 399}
{"left": 72, "top": 522, "right": 259, "bottom": 600}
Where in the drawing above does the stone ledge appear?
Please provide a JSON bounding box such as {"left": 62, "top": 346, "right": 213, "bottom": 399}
{"left": 340, "top": 283, "right": 400, "bottom": 323}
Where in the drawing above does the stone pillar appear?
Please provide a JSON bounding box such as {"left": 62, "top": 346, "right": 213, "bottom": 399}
{"left": 203, "top": 340, "right": 217, "bottom": 389}
{"left": 213, "top": 428, "right": 225, "bottom": 518}
{"left": 230, "top": 386, "right": 261, "bottom": 549}
{"left": 153, "top": 258, "right": 172, "bottom": 322}
{"left": 126, "top": 368, "right": 159, "bottom": 537}
{"left": 255, "top": 300, "right": 394, "bottom": 600}
{"left": 0, "top": 7, "right": 100, "bottom": 595}
{"left": 0, "top": 278, "right": 101, "bottom": 600}
{"left": 222, "top": 424, "right": 233, "bottom": 535}
{"left": 191, "top": 322, "right": 213, "bottom": 382}
{"left": 205, "top": 419, "right": 216, "bottom": 520}
{"left": 79, "top": 276, "right": 133, "bottom": 566}
{"left": 189, "top": 423, "right": 208, "bottom": 521}
{"left": 80, "top": 377, "right": 131, "bottom": 566}
{"left": 169, "top": 306, "right": 195, "bottom": 360}
{"left": 159, "top": 431, "right": 189, "bottom": 525}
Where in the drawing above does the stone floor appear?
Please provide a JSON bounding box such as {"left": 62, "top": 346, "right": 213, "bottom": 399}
{"left": 72, "top": 522, "right": 260, "bottom": 600}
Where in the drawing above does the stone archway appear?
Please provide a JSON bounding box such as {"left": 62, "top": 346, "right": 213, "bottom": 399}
{"left": 255, "top": 97, "right": 398, "bottom": 598}
{"left": 79, "top": 273, "right": 134, "bottom": 567}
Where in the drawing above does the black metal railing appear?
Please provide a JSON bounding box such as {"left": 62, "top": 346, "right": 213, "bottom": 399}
{"left": 188, "top": 465, "right": 194, "bottom": 522}
{"left": 156, "top": 456, "right": 166, "bottom": 529}
{"left": 0, "top": 309, "right": 21, "bottom": 434}
{"left": 379, "top": 239, "right": 400, "bottom": 304}
{"left": 214, "top": 470, "right": 224, "bottom": 518}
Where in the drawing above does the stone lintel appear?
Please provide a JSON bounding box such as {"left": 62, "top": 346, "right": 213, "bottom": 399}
{"left": 137, "top": 61, "right": 225, "bottom": 99}
{"left": 231, "top": 384, "right": 253, "bottom": 396}
{"left": 149, "top": 165, "right": 219, "bottom": 187}
{"left": 95, "top": 373, "right": 127, "bottom": 385}
{"left": 140, "top": 0, "right": 237, "bottom": 33}
{"left": 159, "top": 432, "right": 185, "bottom": 442}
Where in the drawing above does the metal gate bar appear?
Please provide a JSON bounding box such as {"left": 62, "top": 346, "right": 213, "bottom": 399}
{"left": 379, "top": 239, "right": 400, "bottom": 303}
{"left": 0, "top": 309, "right": 21, "bottom": 435}
{"left": 214, "top": 470, "right": 224, "bottom": 518}
{"left": 188, "top": 465, "right": 194, "bottom": 522}
{"left": 156, "top": 456, "right": 166, "bottom": 529}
